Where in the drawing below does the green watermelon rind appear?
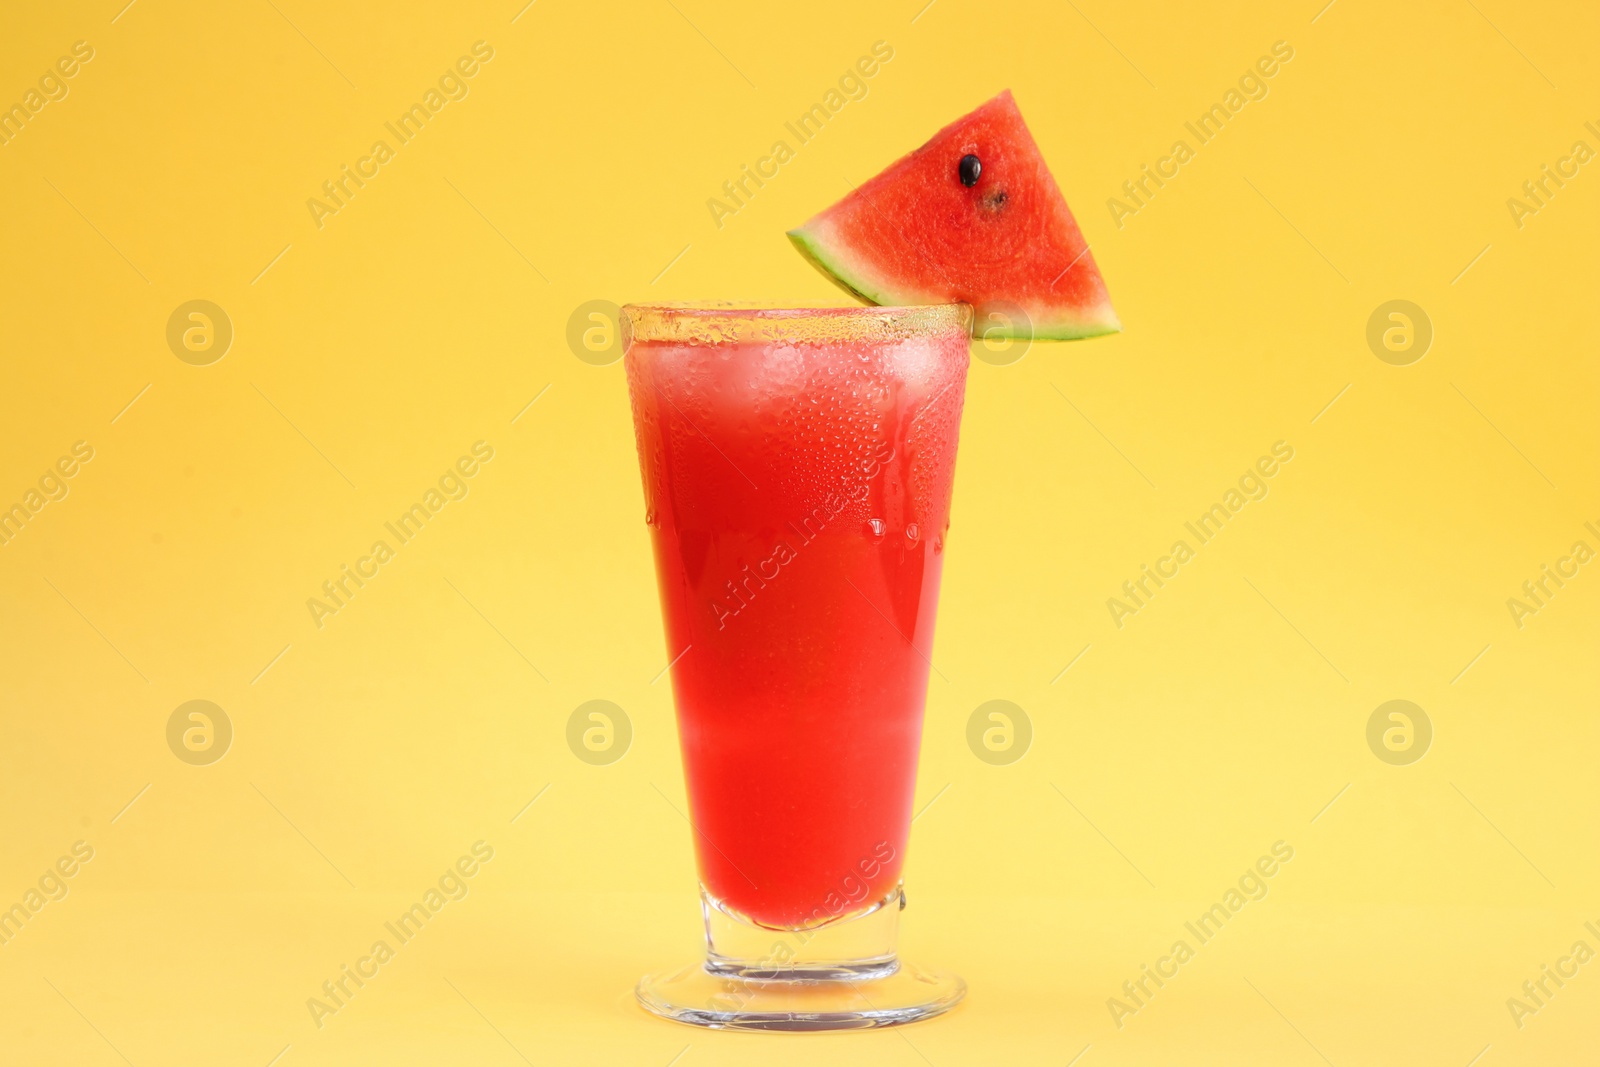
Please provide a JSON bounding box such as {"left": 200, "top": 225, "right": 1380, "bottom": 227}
{"left": 786, "top": 227, "right": 1122, "bottom": 342}
{"left": 786, "top": 228, "right": 895, "bottom": 305}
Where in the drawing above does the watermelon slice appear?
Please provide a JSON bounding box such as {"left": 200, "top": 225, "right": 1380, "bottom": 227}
{"left": 788, "top": 90, "right": 1118, "bottom": 340}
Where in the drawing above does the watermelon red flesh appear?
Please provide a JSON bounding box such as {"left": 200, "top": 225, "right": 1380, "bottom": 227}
{"left": 788, "top": 90, "right": 1119, "bottom": 340}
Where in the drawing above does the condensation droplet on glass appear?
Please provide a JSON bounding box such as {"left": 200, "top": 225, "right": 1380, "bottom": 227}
{"left": 905, "top": 523, "right": 920, "bottom": 544}
{"left": 866, "top": 518, "right": 886, "bottom": 543}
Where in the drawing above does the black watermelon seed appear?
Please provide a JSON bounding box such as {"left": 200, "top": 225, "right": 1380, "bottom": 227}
{"left": 959, "top": 154, "right": 981, "bottom": 187}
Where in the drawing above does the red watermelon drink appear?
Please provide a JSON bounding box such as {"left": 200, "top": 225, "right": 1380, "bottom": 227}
{"left": 627, "top": 305, "right": 971, "bottom": 1029}
{"left": 630, "top": 89, "right": 1119, "bottom": 1032}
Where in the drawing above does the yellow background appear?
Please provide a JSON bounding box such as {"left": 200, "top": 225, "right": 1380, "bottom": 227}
{"left": 2, "top": 0, "right": 1597, "bottom": 1063}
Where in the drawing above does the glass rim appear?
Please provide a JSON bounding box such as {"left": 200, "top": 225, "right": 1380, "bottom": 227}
{"left": 621, "top": 303, "right": 973, "bottom": 347}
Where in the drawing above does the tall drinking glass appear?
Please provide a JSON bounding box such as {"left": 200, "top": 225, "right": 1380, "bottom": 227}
{"left": 624, "top": 304, "right": 972, "bottom": 1030}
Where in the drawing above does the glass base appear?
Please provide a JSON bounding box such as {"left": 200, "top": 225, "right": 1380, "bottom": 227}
{"left": 636, "top": 960, "right": 966, "bottom": 1031}
{"left": 636, "top": 883, "right": 964, "bottom": 1031}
